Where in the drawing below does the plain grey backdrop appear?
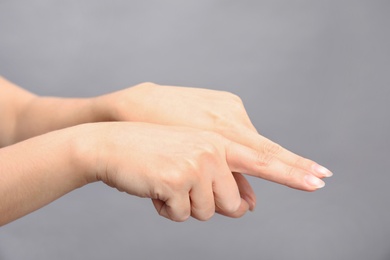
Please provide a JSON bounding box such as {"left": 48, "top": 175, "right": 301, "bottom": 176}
{"left": 1, "top": 0, "right": 389, "bottom": 259}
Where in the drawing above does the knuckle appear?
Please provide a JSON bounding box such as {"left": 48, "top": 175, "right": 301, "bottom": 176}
{"left": 224, "top": 200, "right": 241, "bottom": 214}
{"left": 206, "top": 111, "right": 231, "bottom": 131}
{"left": 285, "top": 165, "right": 296, "bottom": 178}
{"left": 224, "top": 92, "right": 245, "bottom": 111}
{"left": 206, "top": 93, "right": 247, "bottom": 132}
{"left": 196, "top": 142, "right": 223, "bottom": 167}
{"left": 231, "top": 99, "right": 245, "bottom": 111}
{"left": 199, "top": 142, "right": 220, "bottom": 158}
{"left": 137, "top": 81, "right": 158, "bottom": 89}
{"left": 151, "top": 187, "right": 164, "bottom": 201}
{"left": 262, "top": 141, "right": 282, "bottom": 155}
{"left": 255, "top": 151, "right": 274, "bottom": 167}
{"left": 168, "top": 161, "right": 204, "bottom": 189}
{"left": 181, "top": 157, "right": 201, "bottom": 174}
{"left": 218, "top": 196, "right": 241, "bottom": 214}
{"left": 191, "top": 202, "right": 215, "bottom": 221}
{"left": 173, "top": 212, "right": 191, "bottom": 222}
{"left": 197, "top": 211, "right": 215, "bottom": 221}
{"left": 212, "top": 117, "right": 234, "bottom": 133}
{"left": 162, "top": 169, "right": 189, "bottom": 191}
{"left": 194, "top": 133, "right": 223, "bottom": 155}
{"left": 295, "top": 156, "right": 315, "bottom": 170}
{"left": 282, "top": 166, "right": 302, "bottom": 189}
{"left": 223, "top": 91, "right": 243, "bottom": 104}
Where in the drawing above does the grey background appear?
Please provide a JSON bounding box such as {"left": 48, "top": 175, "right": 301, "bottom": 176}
{"left": 0, "top": 0, "right": 389, "bottom": 259}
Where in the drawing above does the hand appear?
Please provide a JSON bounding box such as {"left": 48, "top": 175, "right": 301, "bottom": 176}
{"left": 80, "top": 122, "right": 266, "bottom": 221}
{"left": 0, "top": 122, "right": 261, "bottom": 225}
{"left": 96, "top": 83, "right": 332, "bottom": 193}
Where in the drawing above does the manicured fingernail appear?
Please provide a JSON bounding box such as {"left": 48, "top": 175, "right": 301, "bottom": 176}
{"left": 304, "top": 175, "right": 325, "bottom": 188}
{"left": 313, "top": 164, "right": 333, "bottom": 177}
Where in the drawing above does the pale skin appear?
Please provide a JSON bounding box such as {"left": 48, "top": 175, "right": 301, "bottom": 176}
{"left": 0, "top": 76, "right": 332, "bottom": 226}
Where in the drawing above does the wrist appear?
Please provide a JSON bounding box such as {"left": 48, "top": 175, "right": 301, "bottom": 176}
{"left": 48, "top": 125, "right": 96, "bottom": 187}
{"left": 93, "top": 82, "right": 155, "bottom": 122}
{"left": 89, "top": 95, "right": 114, "bottom": 122}
{"left": 69, "top": 123, "right": 109, "bottom": 184}
{"left": 0, "top": 126, "right": 95, "bottom": 225}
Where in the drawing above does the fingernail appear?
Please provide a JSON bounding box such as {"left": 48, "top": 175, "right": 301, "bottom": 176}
{"left": 249, "top": 201, "right": 256, "bottom": 212}
{"left": 242, "top": 195, "right": 256, "bottom": 212}
{"left": 312, "top": 164, "right": 333, "bottom": 177}
{"left": 304, "top": 175, "right": 325, "bottom": 189}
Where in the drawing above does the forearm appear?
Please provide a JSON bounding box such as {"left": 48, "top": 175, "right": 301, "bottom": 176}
{"left": 12, "top": 96, "right": 109, "bottom": 143}
{"left": 0, "top": 77, "right": 36, "bottom": 146}
{"left": 0, "top": 126, "right": 91, "bottom": 226}
{"left": 0, "top": 76, "right": 112, "bottom": 145}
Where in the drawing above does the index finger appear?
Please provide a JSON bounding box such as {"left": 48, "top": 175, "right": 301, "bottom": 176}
{"left": 225, "top": 140, "right": 327, "bottom": 191}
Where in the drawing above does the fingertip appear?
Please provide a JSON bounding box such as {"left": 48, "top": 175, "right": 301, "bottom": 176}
{"left": 235, "top": 198, "right": 250, "bottom": 217}
{"left": 216, "top": 198, "right": 249, "bottom": 218}
{"left": 304, "top": 174, "right": 326, "bottom": 189}
{"left": 230, "top": 196, "right": 244, "bottom": 214}
{"left": 152, "top": 199, "right": 191, "bottom": 222}
{"left": 232, "top": 172, "right": 256, "bottom": 211}
{"left": 241, "top": 194, "right": 256, "bottom": 211}
{"left": 312, "top": 164, "right": 333, "bottom": 178}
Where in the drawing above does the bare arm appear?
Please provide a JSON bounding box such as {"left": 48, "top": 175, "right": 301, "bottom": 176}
{"left": 0, "top": 78, "right": 332, "bottom": 192}
{"left": 0, "top": 122, "right": 273, "bottom": 226}
{"left": 0, "top": 76, "right": 108, "bottom": 146}
{"left": 0, "top": 78, "right": 331, "bottom": 226}
{"left": 0, "top": 77, "right": 35, "bottom": 146}
{"left": 0, "top": 124, "right": 88, "bottom": 225}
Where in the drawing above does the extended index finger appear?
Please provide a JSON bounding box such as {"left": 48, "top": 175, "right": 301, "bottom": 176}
{"left": 221, "top": 127, "right": 332, "bottom": 177}
{"left": 224, "top": 140, "right": 327, "bottom": 191}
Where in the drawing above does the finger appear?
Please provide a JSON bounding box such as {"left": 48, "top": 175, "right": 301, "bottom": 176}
{"left": 232, "top": 172, "right": 256, "bottom": 211}
{"left": 151, "top": 194, "right": 191, "bottom": 222}
{"left": 223, "top": 128, "right": 333, "bottom": 179}
{"left": 254, "top": 134, "right": 332, "bottom": 178}
{"left": 216, "top": 198, "right": 249, "bottom": 218}
{"left": 225, "top": 141, "right": 326, "bottom": 191}
{"left": 189, "top": 182, "right": 216, "bottom": 221}
{"left": 275, "top": 143, "right": 333, "bottom": 178}
{"left": 212, "top": 164, "right": 242, "bottom": 215}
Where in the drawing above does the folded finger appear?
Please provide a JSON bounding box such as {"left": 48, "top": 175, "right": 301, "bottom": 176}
{"left": 212, "top": 164, "right": 243, "bottom": 214}
{"left": 215, "top": 197, "right": 249, "bottom": 218}
{"left": 233, "top": 172, "right": 256, "bottom": 211}
{"left": 189, "top": 182, "right": 216, "bottom": 221}
{"left": 152, "top": 193, "right": 191, "bottom": 222}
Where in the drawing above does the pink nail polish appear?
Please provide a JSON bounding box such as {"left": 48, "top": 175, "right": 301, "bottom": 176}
{"left": 313, "top": 164, "right": 333, "bottom": 177}
{"left": 304, "top": 175, "right": 325, "bottom": 188}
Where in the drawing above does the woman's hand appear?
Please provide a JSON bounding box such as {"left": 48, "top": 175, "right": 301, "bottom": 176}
{"left": 0, "top": 122, "right": 259, "bottom": 224}
{"left": 0, "top": 78, "right": 331, "bottom": 225}
{"left": 0, "top": 76, "right": 331, "bottom": 196}
{"left": 79, "top": 122, "right": 264, "bottom": 221}
{"left": 80, "top": 122, "right": 328, "bottom": 221}
{"left": 95, "top": 83, "right": 332, "bottom": 193}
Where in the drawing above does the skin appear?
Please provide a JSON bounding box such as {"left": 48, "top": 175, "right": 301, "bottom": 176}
{"left": 0, "top": 77, "right": 332, "bottom": 226}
